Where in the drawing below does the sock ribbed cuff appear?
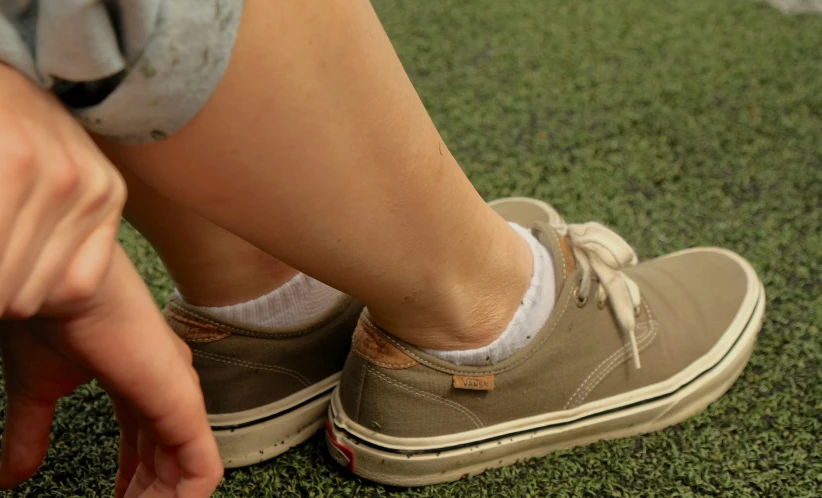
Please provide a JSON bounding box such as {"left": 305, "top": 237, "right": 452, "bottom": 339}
{"left": 175, "top": 272, "right": 345, "bottom": 329}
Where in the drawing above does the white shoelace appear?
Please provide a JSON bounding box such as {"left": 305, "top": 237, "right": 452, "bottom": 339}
{"left": 538, "top": 206, "right": 644, "bottom": 368}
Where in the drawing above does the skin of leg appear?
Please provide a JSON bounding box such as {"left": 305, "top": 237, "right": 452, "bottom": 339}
{"left": 96, "top": 0, "right": 532, "bottom": 350}
{"left": 115, "top": 163, "right": 298, "bottom": 307}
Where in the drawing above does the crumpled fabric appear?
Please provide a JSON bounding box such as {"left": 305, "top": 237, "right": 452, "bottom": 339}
{"left": 0, "top": 0, "right": 244, "bottom": 143}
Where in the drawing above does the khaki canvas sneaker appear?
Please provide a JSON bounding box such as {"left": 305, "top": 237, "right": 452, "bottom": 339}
{"left": 326, "top": 197, "right": 765, "bottom": 486}
{"left": 165, "top": 293, "right": 362, "bottom": 468}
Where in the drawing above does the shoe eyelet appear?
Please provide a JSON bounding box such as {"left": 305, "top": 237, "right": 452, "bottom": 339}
{"left": 597, "top": 299, "right": 606, "bottom": 310}
{"left": 573, "top": 286, "right": 588, "bottom": 308}
{"left": 634, "top": 306, "right": 641, "bottom": 317}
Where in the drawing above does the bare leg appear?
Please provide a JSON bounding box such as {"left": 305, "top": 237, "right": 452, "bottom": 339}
{"left": 96, "top": 0, "right": 531, "bottom": 350}
{"left": 116, "top": 165, "right": 297, "bottom": 307}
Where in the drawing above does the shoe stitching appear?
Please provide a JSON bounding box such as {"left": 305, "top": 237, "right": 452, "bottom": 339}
{"left": 562, "top": 302, "right": 652, "bottom": 409}
{"left": 563, "top": 343, "right": 633, "bottom": 410}
{"left": 549, "top": 228, "right": 567, "bottom": 281}
{"left": 166, "top": 311, "right": 232, "bottom": 343}
{"left": 566, "top": 303, "right": 657, "bottom": 409}
{"left": 366, "top": 366, "right": 483, "bottom": 429}
{"left": 184, "top": 335, "right": 229, "bottom": 344}
{"left": 565, "top": 302, "right": 659, "bottom": 409}
{"left": 362, "top": 287, "right": 575, "bottom": 376}
{"left": 355, "top": 357, "right": 367, "bottom": 421}
{"left": 192, "top": 350, "right": 311, "bottom": 386}
{"left": 569, "top": 315, "right": 657, "bottom": 409}
{"left": 353, "top": 347, "right": 417, "bottom": 369}
{"left": 569, "top": 321, "right": 656, "bottom": 409}
{"left": 166, "top": 298, "right": 353, "bottom": 338}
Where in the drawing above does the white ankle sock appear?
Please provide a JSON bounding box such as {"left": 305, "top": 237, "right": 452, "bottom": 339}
{"left": 423, "top": 223, "right": 555, "bottom": 366}
{"left": 176, "top": 272, "right": 345, "bottom": 329}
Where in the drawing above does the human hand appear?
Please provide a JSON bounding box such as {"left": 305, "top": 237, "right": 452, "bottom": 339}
{"left": 0, "top": 63, "right": 126, "bottom": 319}
{"left": 0, "top": 247, "right": 224, "bottom": 497}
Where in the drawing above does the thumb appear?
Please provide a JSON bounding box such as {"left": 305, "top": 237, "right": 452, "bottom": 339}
{"left": 0, "top": 389, "right": 55, "bottom": 489}
{"left": 110, "top": 396, "right": 140, "bottom": 498}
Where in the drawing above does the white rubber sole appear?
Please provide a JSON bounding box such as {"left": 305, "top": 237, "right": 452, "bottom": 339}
{"left": 213, "top": 374, "right": 339, "bottom": 468}
{"left": 327, "top": 277, "right": 765, "bottom": 486}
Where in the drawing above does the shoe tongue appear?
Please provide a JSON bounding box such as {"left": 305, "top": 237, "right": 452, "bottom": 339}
{"left": 533, "top": 223, "right": 576, "bottom": 303}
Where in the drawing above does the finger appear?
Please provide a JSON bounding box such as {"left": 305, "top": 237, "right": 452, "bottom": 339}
{"left": 127, "top": 425, "right": 222, "bottom": 498}
{"left": 139, "top": 355, "right": 222, "bottom": 498}
{"left": 122, "top": 431, "right": 158, "bottom": 498}
{"left": 0, "top": 113, "right": 35, "bottom": 272}
{"left": 0, "top": 146, "right": 81, "bottom": 318}
{"left": 18, "top": 159, "right": 124, "bottom": 315}
{"left": 170, "top": 434, "right": 223, "bottom": 498}
{"left": 111, "top": 397, "right": 140, "bottom": 498}
{"left": 0, "top": 390, "right": 56, "bottom": 489}
{"left": 137, "top": 428, "right": 157, "bottom": 476}
{"left": 42, "top": 216, "right": 121, "bottom": 314}
{"left": 136, "top": 443, "right": 220, "bottom": 498}
{"left": 61, "top": 248, "right": 213, "bottom": 443}
{"left": 58, "top": 156, "right": 126, "bottom": 299}
{"left": 59, "top": 249, "right": 222, "bottom": 495}
{"left": 154, "top": 444, "right": 183, "bottom": 491}
{"left": 0, "top": 197, "right": 58, "bottom": 317}
{"left": 123, "top": 463, "right": 160, "bottom": 498}
{"left": 13, "top": 215, "right": 113, "bottom": 317}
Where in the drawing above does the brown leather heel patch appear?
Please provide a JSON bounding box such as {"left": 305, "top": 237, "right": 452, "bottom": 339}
{"left": 453, "top": 375, "right": 495, "bottom": 391}
{"left": 559, "top": 236, "right": 577, "bottom": 273}
{"left": 164, "top": 305, "right": 231, "bottom": 343}
{"left": 352, "top": 320, "right": 417, "bottom": 369}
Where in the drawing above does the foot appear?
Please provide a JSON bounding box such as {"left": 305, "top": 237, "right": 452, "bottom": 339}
{"left": 325, "top": 197, "right": 765, "bottom": 486}
{"left": 165, "top": 293, "right": 362, "bottom": 468}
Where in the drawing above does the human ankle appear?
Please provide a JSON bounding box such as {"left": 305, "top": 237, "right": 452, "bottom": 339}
{"left": 369, "top": 221, "right": 533, "bottom": 350}
{"left": 422, "top": 223, "right": 555, "bottom": 365}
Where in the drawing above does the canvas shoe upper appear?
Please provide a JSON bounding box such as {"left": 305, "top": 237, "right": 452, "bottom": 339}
{"left": 165, "top": 293, "right": 362, "bottom": 467}
{"left": 326, "top": 197, "right": 765, "bottom": 486}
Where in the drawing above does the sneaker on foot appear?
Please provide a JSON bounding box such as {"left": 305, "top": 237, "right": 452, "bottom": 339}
{"left": 165, "top": 293, "right": 362, "bottom": 468}
{"left": 325, "top": 197, "right": 765, "bottom": 486}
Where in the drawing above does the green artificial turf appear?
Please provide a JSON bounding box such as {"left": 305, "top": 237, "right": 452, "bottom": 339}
{"left": 3, "top": 0, "right": 822, "bottom": 496}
